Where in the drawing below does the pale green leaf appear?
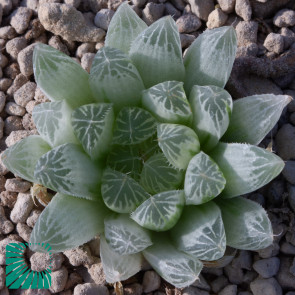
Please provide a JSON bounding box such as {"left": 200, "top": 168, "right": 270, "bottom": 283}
{"left": 1, "top": 135, "right": 51, "bottom": 183}
{"left": 171, "top": 202, "right": 226, "bottom": 261}
{"left": 190, "top": 85, "right": 233, "bottom": 151}
{"left": 184, "top": 26, "right": 237, "bottom": 94}
{"left": 216, "top": 197, "right": 273, "bottom": 250}
{"left": 105, "top": 2, "right": 147, "bottom": 54}
{"left": 104, "top": 214, "right": 152, "bottom": 255}
{"left": 130, "top": 16, "right": 185, "bottom": 88}
{"left": 140, "top": 153, "right": 184, "bottom": 195}
{"left": 89, "top": 47, "right": 145, "bottom": 111}
{"left": 34, "top": 143, "right": 102, "bottom": 200}
{"left": 30, "top": 194, "right": 108, "bottom": 253}
{"left": 131, "top": 190, "right": 185, "bottom": 231}
{"left": 33, "top": 44, "right": 94, "bottom": 109}
{"left": 101, "top": 168, "right": 149, "bottom": 213}
{"left": 222, "top": 94, "right": 292, "bottom": 145}
{"left": 142, "top": 81, "right": 192, "bottom": 124}
{"left": 143, "top": 236, "right": 203, "bottom": 288}
{"left": 112, "top": 107, "right": 157, "bottom": 145}
{"left": 185, "top": 152, "right": 226, "bottom": 205}
{"left": 210, "top": 143, "right": 284, "bottom": 198}
{"left": 71, "top": 103, "right": 114, "bottom": 160}
{"left": 100, "top": 235, "right": 142, "bottom": 283}
{"left": 107, "top": 145, "right": 142, "bottom": 181}
{"left": 157, "top": 123, "right": 200, "bottom": 169}
{"left": 32, "top": 101, "right": 78, "bottom": 148}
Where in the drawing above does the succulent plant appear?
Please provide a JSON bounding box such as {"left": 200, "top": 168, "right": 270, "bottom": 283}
{"left": 2, "top": 3, "right": 291, "bottom": 288}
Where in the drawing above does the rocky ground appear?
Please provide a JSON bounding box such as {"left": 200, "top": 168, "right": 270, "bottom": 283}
{"left": 0, "top": 0, "right": 295, "bottom": 294}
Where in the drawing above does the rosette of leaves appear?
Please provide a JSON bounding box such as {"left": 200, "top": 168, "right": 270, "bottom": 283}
{"left": 2, "top": 3, "right": 291, "bottom": 288}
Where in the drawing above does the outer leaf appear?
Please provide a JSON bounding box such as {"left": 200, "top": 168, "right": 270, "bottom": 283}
{"left": 140, "top": 153, "right": 184, "bottom": 195}
{"left": 112, "top": 107, "right": 157, "bottom": 145}
{"left": 171, "top": 203, "right": 226, "bottom": 261}
{"left": 210, "top": 143, "right": 284, "bottom": 198}
{"left": 184, "top": 26, "right": 237, "bottom": 94}
{"left": 104, "top": 214, "right": 152, "bottom": 255}
{"left": 222, "top": 94, "right": 292, "bottom": 145}
{"left": 216, "top": 197, "right": 273, "bottom": 250}
{"left": 33, "top": 44, "right": 94, "bottom": 109}
{"left": 105, "top": 2, "right": 147, "bottom": 54}
{"left": 185, "top": 152, "right": 226, "bottom": 205}
{"left": 30, "top": 194, "right": 108, "bottom": 253}
{"left": 34, "top": 144, "right": 102, "bottom": 200}
{"left": 71, "top": 103, "right": 114, "bottom": 160}
{"left": 143, "top": 236, "right": 203, "bottom": 288}
{"left": 1, "top": 136, "right": 51, "bottom": 183}
{"left": 107, "top": 145, "right": 142, "bottom": 181}
{"left": 101, "top": 168, "right": 149, "bottom": 213}
{"left": 130, "top": 16, "right": 185, "bottom": 88}
{"left": 89, "top": 47, "right": 145, "bottom": 111}
{"left": 131, "top": 190, "right": 185, "bottom": 231}
{"left": 100, "top": 236, "right": 142, "bottom": 283}
{"left": 142, "top": 81, "right": 192, "bottom": 124}
{"left": 32, "top": 101, "right": 77, "bottom": 148}
{"left": 190, "top": 85, "right": 233, "bottom": 151}
{"left": 157, "top": 123, "right": 200, "bottom": 169}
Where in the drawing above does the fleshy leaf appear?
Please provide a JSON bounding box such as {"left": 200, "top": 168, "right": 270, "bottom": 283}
{"left": 130, "top": 16, "right": 185, "bottom": 88}
{"left": 216, "top": 197, "right": 273, "bottom": 250}
{"left": 143, "top": 235, "right": 203, "bottom": 288}
{"left": 222, "top": 94, "right": 292, "bottom": 145}
{"left": 33, "top": 44, "right": 94, "bottom": 109}
{"left": 32, "top": 101, "right": 77, "bottom": 148}
{"left": 105, "top": 2, "right": 147, "bottom": 54}
{"left": 140, "top": 153, "right": 184, "bottom": 195}
{"left": 30, "top": 194, "right": 108, "bottom": 253}
{"left": 210, "top": 143, "right": 284, "bottom": 198}
{"left": 184, "top": 152, "right": 226, "bottom": 205}
{"left": 171, "top": 202, "right": 226, "bottom": 261}
{"left": 34, "top": 143, "right": 102, "bottom": 200}
{"left": 112, "top": 107, "right": 157, "bottom": 145}
{"left": 104, "top": 214, "right": 152, "bottom": 255}
{"left": 101, "top": 168, "right": 149, "bottom": 213}
{"left": 142, "top": 81, "right": 192, "bottom": 124}
{"left": 184, "top": 26, "right": 237, "bottom": 94}
{"left": 157, "top": 123, "right": 200, "bottom": 169}
{"left": 107, "top": 145, "right": 142, "bottom": 181}
{"left": 190, "top": 85, "right": 233, "bottom": 151}
{"left": 100, "top": 235, "right": 142, "bottom": 283}
{"left": 1, "top": 136, "right": 51, "bottom": 183}
{"left": 89, "top": 47, "right": 145, "bottom": 111}
{"left": 71, "top": 103, "right": 114, "bottom": 160}
{"left": 131, "top": 190, "right": 185, "bottom": 231}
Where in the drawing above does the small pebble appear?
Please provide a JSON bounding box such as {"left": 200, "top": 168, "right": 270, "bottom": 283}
{"left": 6, "top": 37, "right": 27, "bottom": 59}
{"left": 17, "top": 43, "right": 37, "bottom": 77}
{"left": 5, "top": 178, "right": 31, "bottom": 193}
{"left": 0, "top": 26, "right": 17, "bottom": 39}
{"left": 10, "top": 192, "right": 34, "bottom": 223}
{"left": 282, "top": 161, "right": 295, "bottom": 184}
{"left": 5, "top": 102, "right": 26, "bottom": 116}
{"left": 64, "top": 245, "right": 95, "bottom": 267}
{"left": 94, "top": 9, "right": 115, "bottom": 31}
{"left": 276, "top": 257, "right": 295, "bottom": 289}
{"left": 252, "top": 257, "right": 280, "bottom": 278}
{"left": 273, "top": 9, "right": 295, "bottom": 28}
{"left": 64, "top": 0, "right": 81, "bottom": 8}
{"left": 0, "top": 118, "right": 3, "bottom": 139}
{"left": 48, "top": 35, "right": 69, "bottom": 55}
{"left": 180, "top": 33, "right": 196, "bottom": 48}
{"left": 0, "top": 205, "right": 14, "bottom": 234}
{"left": 81, "top": 52, "right": 95, "bottom": 73}
{"left": 219, "top": 285, "right": 237, "bottom": 295}
{"left": 0, "top": 191, "right": 17, "bottom": 208}
{"left": 76, "top": 43, "right": 95, "bottom": 58}
{"left": 263, "top": 33, "right": 284, "bottom": 54}
{"left": 210, "top": 275, "right": 229, "bottom": 293}
{"left": 224, "top": 264, "right": 244, "bottom": 284}
{"left": 0, "top": 266, "right": 5, "bottom": 289}
{"left": 31, "top": 252, "right": 64, "bottom": 271}
{"left": 142, "top": 3, "right": 165, "bottom": 25}
{"left": 26, "top": 209, "right": 41, "bottom": 227}
{"left": 16, "top": 222, "right": 32, "bottom": 242}
{"left": 187, "top": 0, "right": 214, "bottom": 21}
{"left": 88, "top": 262, "right": 105, "bottom": 285}
{"left": 34, "top": 86, "right": 50, "bottom": 103}
{"left": 73, "top": 283, "right": 109, "bottom": 295}
{"left": 165, "top": 2, "right": 181, "bottom": 20}
{"left": 206, "top": 8, "right": 228, "bottom": 29}
{"left": 10, "top": 7, "right": 33, "bottom": 34}
{"left": 280, "top": 27, "right": 295, "bottom": 49}
{"left": 235, "top": 21, "right": 258, "bottom": 47}
{"left": 250, "top": 278, "right": 282, "bottom": 295}
{"left": 64, "top": 272, "right": 83, "bottom": 290}
{"left": 1, "top": 0, "right": 12, "bottom": 15}
{"left": 7, "top": 73, "right": 29, "bottom": 96}
{"left": 288, "top": 184, "right": 295, "bottom": 212}
{"left": 4, "top": 116, "right": 24, "bottom": 134}
{"left": 50, "top": 266, "right": 68, "bottom": 293}
{"left": 235, "top": 0, "right": 252, "bottom": 21}
{"left": 4, "top": 62, "right": 20, "bottom": 79}
{"left": 142, "top": 270, "right": 161, "bottom": 293}
{"left": 14, "top": 81, "right": 37, "bottom": 107}
{"left": 276, "top": 123, "right": 295, "bottom": 160}
{"left": 176, "top": 14, "right": 201, "bottom": 33}
{"left": 0, "top": 78, "right": 12, "bottom": 92}
{"left": 0, "top": 53, "right": 8, "bottom": 68}
{"left": 217, "top": 0, "right": 235, "bottom": 13}
{"left": 280, "top": 241, "right": 295, "bottom": 255}
{"left": 124, "top": 283, "right": 143, "bottom": 295}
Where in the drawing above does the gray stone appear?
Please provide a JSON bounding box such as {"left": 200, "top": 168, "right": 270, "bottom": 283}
{"left": 48, "top": 35, "right": 69, "bottom": 55}
{"left": 180, "top": 33, "right": 196, "bottom": 48}
{"left": 133, "top": 0, "right": 146, "bottom": 8}
{"left": 5, "top": 130, "right": 36, "bottom": 147}
{"left": 49, "top": 266, "right": 68, "bottom": 293}
{"left": 276, "top": 257, "right": 295, "bottom": 289}
{"left": 10, "top": 7, "right": 33, "bottom": 34}
{"left": 14, "top": 81, "right": 36, "bottom": 107}
{"left": 81, "top": 52, "right": 95, "bottom": 73}
{"left": 224, "top": 264, "right": 244, "bottom": 284}
{"left": 280, "top": 241, "right": 295, "bottom": 255}
{"left": 64, "top": 272, "right": 83, "bottom": 290}
{"left": 290, "top": 112, "right": 295, "bottom": 126}
{"left": 231, "top": 250, "right": 252, "bottom": 270}
{"left": 16, "top": 222, "right": 32, "bottom": 242}
{"left": 34, "top": 86, "right": 50, "bottom": 103}
{"left": 252, "top": 257, "right": 280, "bottom": 278}
{"left": 274, "top": 9, "right": 295, "bottom": 28}
{"left": 5, "top": 102, "right": 26, "bottom": 116}
{"left": 17, "top": 43, "right": 37, "bottom": 77}
{"left": 0, "top": 0, "right": 12, "bottom": 15}
{"left": 288, "top": 184, "right": 295, "bottom": 212}
{"left": 206, "top": 8, "right": 228, "bottom": 29}
{"left": 263, "top": 33, "right": 284, "bottom": 54}
{"left": 235, "top": 21, "right": 258, "bottom": 47}
{"left": 250, "top": 278, "right": 282, "bottom": 295}
{"left": 280, "top": 27, "right": 295, "bottom": 49}
{"left": 76, "top": 42, "right": 95, "bottom": 58}
{"left": 0, "top": 53, "right": 8, "bottom": 68}
{"left": 38, "top": 3, "right": 105, "bottom": 42}
{"left": 176, "top": 14, "right": 201, "bottom": 33}
{"left": 0, "top": 92, "right": 5, "bottom": 113}
{"left": 192, "top": 274, "right": 210, "bottom": 291}
{"left": 7, "top": 73, "right": 29, "bottom": 96}
{"left": 210, "top": 275, "right": 228, "bottom": 293}
{"left": 0, "top": 266, "right": 5, "bottom": 289}
{"left": 31, "top": 252, "right": 64, "bottom": 271}
{"left": 4, "top": 116, "right": 24, "bottom": 134}
{"left": 73, "top": 283, "right": 109, "bottom": 295}
{"left": 235, "top": 0, "right": 251, "bottom": 21}
{"left": 64, "top": 246, "right": 95, "bottom": 267}
{"left": 290, "top": 257, "right": 295, "bottom": 276}
{"left": 188, "top": 0, "right": 214, "bottom": 21}
{"left": 0, "top": 78, "right": 12, "bottom": 92}
{"left": 0, "top": 206, "right": 14, "bottom": 234}
{"left": 286, "top": 292, "right": 295, "bottom": 295}
{"left": 64, "top": 0, "right": 81, "bottom": 8}
{"left": 142, "top": 270, "right": 161, "bottom": 293}
{"left": 165, "top": 3, "right": 181, "bottom": 20}
{"left": 276, "top": 123, "right": 295, "bottom": 160}
{"left": 282, "top": 161, "right": 295, "bottom": 184}
{"left": 217, "top": 0, "right": 235, "bottom": 13}
{"left": 26, "top": 209, "right": 41, "bottom": 227}
{"left": 6, "top": 37, "right": 27, "bottom": 59}
{"left": 182, "top": 287, "right": 210, "bottom": 295}
{"left": 94, "top": 8, "right": 114, "bottom": 30}
{"left": 0, "top": 118, "right": 3, "bottom": 139}
{"left": 0, "top": 26, "right": 17, "bottom": 39}
{"left": 142, "top": 3, "right": 165, "bottom": 25}
{"left": 219, "top": 285, "right": 237, "bottom": 295}
{"left": 87, "top": 262, "right": 105, "bottom": 285}
{"left": 10, "top": 192, "right": 34, "bottom": 224}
